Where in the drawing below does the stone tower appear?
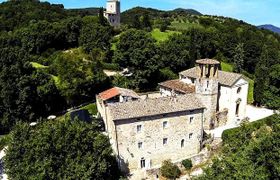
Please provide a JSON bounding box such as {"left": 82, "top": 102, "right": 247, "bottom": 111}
{"left": 104, "top": 0, "right": 121, "bottom": 27}
{"left": 195, "top": 59, "right": 220, "bottom": 130}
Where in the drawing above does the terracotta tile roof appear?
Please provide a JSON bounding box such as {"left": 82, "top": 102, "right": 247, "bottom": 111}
{"left": 179, "top": 67, "right": 243, "bottom": 87}
{"left": 99, "top": 87, "right": 120, "bottom": 101}
{"left": 196, "top": 59, "right": 220, "bottom": 65}
{"left": 159, "top": 80, "right": 195, "bottom": 94}
{"left": 107, "top": 94, "right": 205, "bottom": 121}
{"left": 98, "top": 87, "right": 140, "bottom": 101}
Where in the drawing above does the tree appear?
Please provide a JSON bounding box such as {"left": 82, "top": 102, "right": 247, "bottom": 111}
{"left": 160, "top": 160, "right": 181, "bottom": 179}
{"left": 52, "top": 50, "right": 110, "bottom": 106}
{"left": 142, "top": 13, "right": 152, "bottom": 31}
{"left": 131, "top": 14, "right": 141, "bottom": 29}
{"left": 254, "top": 46, "right": 270, "bottom": 106}
{"left": 113, "top": 29, "right": 160, "bottom": 90}
{"left": 198, "top": 115, "right": 280, "bottom": 180}
{"left": 4, "top": 119, "right": 120, "bottom": 179}
{"left": 160, "top": 33, "right": 191, "bottom": 72}
{"left": 0, "top": 47, "right": 65, "bottom": 133}
{"left": 98, "top": 7, "right": 107, "bottom": 25}
{"left": 233, "top": 43, "right": 244, "bottom": 73}
{"left": 79, "top": 18, "right": 113, "bottom": 53}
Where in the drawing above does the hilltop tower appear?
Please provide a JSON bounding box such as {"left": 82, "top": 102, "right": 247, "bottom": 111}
{"left": 195, "top": 59, "right": 220, "bottom": 130}
{"left": 104, "top": 0, "right": 120, "bottom": 27}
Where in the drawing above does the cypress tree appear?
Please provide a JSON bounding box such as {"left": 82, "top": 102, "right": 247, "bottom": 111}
{"left": 233, "top": 43, "right": 245, "bottom": 73}
{"left": 254, "top": 46, "right": 269, "bottom": 106}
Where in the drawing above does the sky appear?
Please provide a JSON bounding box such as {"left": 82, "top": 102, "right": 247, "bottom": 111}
{"left": 1, "top": 0, "right": 280, "bottom": 27}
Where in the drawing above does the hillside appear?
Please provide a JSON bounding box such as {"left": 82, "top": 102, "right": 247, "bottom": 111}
{"left": 258, "top": 24, "right": 280, "bottom": 34}
{"left": 121, "top": 7, "right": 202, "bottom": 25}
{"left": 67, "top": 7, "right": 99, "bottom": 17}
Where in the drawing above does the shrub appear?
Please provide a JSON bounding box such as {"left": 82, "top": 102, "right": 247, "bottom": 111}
{"left": 160, "top": 160, "right": 181, "bottom": 179}
{"left": 182, "top": 159, "right": 193, "bottom": 170}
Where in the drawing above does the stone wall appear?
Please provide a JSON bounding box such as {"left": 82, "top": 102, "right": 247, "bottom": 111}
{"left": 108, "top": 109, "right": 204, "bottom": 174}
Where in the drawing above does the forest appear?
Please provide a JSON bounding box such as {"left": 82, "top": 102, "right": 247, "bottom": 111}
{"left": 0, "top": 0, "right": 279, "bottom": 178}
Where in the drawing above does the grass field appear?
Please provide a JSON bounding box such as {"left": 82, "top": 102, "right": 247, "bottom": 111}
{"left": 169, "top": 21, "right": 202, "bottom": 31}
{"left": 221, "top": 62, "right": 233, "bottom": 72}
{"left": 151, "top": 28, "right": 180, "bottom": 42}
{"left": 247, "top": 78, "right": 254, "bottom": 104}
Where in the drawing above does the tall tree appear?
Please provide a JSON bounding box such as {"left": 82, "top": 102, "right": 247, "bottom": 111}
{"left": 4, "top": 119, "right": 120, "bottom": 179}
{"left": 254, "top": 46, "right": 270, "bottom": 106}
{"left": 142, "top": 13, "right": 152, "bottom": 31}
{"left": 131, "top": 14, "right": 141, "bottom": 29}
{"left": 98, "top": 7, "right": 107, "bottom": 25}
{"left": 233, "top": 43, "right": 245, "bottom": 73}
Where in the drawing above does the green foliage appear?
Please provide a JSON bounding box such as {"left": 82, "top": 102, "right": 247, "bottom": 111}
{"left": 182, "top": 159, "right": 193, "bottom": 170}
{"left": 79, "top": 17, "right": 113, "bottom": 53}
{"left": 30, "top": 62, "right": 49, "bottom": 69}
{"left": 0, "top": 134, "right": 11, "bottom": 150}
{"left": 4, "top": 119, "right": 120, "bottom": 179}
{"left": 200, "top": 115, "right": 280, "bottom": 180}
{"left": 81, "top": 103, "right": 98, "bottom": 115}
{"left": 233, "top": 43, "right": 245, "bottom": 73}
{"left": 0, "top": 47, "right": 65, "bottom": 133}
{"left": 112, "top": 75, "right": 131, "bottom": 89}
{"left": 113, "top": 29, "right": 160, "bottom": 90}
{"left": 159, "top": 68, "right": 178, "bottom": 81}
{"left": 51, "top": 50, "right": 111, "bottom": 106}
{"left": 151, "top": 28, "right": 180, "bottom": 42}
{"left": 221, "top": 62, "right": 233, "bottom": 72}
{"left": 0, "top": 0, "right": 68, "bottom": 32}
{"left": 160, "top": 160, "right": 181, "bottom": 179}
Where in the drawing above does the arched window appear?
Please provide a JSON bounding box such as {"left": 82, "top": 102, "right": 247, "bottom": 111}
{"left": 181, "top": 139, "right": 185, "bottom": 148}
{"left": 237, "top": 87, "right": 242, "bottom": 94}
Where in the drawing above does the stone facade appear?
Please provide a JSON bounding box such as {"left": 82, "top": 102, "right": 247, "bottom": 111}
{"left": 161, "top": 59, "right": 249, "bottom": 129}
{"left": 104, "top": 0, "right": 121, "bottom": 27}
{"left": 107, "top": 109, "right": 204, "bottom": 174}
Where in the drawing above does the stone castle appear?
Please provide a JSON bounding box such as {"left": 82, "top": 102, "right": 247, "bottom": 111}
{"left": 97, "top": 59, "right": 249, "bottom": 178}
{"left": 104, "top": 0, "right": 121, "bottom": 27}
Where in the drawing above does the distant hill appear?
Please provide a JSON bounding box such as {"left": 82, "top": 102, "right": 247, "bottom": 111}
{"left": 171, "top": 8, "right": 202, "bottom": 16}
{"left": 121, "top": 7, "right": 202, "bottom": 25}
{"left": 258, "top": 24, "right": 280, "bottom": 34}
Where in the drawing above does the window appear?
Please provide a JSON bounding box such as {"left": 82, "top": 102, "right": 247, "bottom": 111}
{"left": 190, "top": 117, "right": 194, "bottom": 124}
{"left": 138, "top": 142, "right": 143, "bottom": 149}
{"left": 163, "top": 121, "right": 168, "bottom": 129}
{"left": 189, "top": 133, "right": 193, "bottom": 139}
{"left": 237, "top": 87, "right": 242, "bottom": 94}
{"left": 137, "top": 125, "right": 142, "bottom": 133}
{"left": 207, "top": 80, "right": 209, "bottom": 88}
{"left": 163, "top": 138, "right": 168, "bottom": 145}
{"left": 181, "top": 139, "right": 185, "bottom": 148}
{"left": 140, "top": 158, "right": 145, "bottom": 168}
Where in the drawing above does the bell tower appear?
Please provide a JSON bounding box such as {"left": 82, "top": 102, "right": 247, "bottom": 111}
{"left": 195, "top": 59, "right": 220, "bottom": 130}
{"left": 104, "top": 0, "right": 121, "bottom": 27}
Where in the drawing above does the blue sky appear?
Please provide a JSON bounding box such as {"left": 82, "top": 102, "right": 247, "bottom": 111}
{"left": 1, "top": 0, "right": 279, "bottom": 26}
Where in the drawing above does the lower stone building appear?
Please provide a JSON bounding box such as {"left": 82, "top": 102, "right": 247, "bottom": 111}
{"left": 97, "top": 93, "right": 205, "bottom": 176}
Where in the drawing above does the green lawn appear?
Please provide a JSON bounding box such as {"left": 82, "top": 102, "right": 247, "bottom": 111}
{"left": 31, "top": 62, "right": 48, "bottom": 69}
{"left": 151, "top": 28, "right": 180, "bottom": 42}
{"left": 169, "top": 21, "right": 202, "bottom": 31}
{"left": 247, "top": 78, "right": 254, "bottom": 104}
{"left": 221, "top": 62, "right": 233, "bottom": 72}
